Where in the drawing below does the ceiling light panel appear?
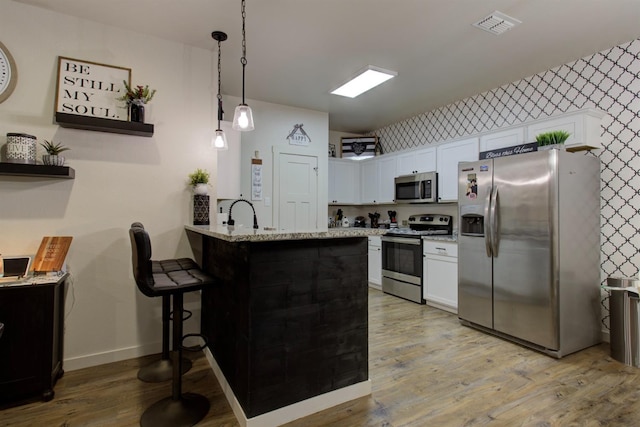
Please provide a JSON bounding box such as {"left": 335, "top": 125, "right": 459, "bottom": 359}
{"left": 473, "top": 11, "right": 521, "bottom": 35}
{"left": 331, "top": 65, "right": 397, "bottom": 98}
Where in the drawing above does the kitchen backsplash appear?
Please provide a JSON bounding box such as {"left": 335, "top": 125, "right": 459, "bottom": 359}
{"left": 372, "top": 38, "right": 640, "bottom": 285}
{"left": 328, "top": 203, "right": 458, "bottom": 230}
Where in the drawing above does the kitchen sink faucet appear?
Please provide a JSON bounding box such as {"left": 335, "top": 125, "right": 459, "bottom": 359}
{"left": 227, "top": 198, "right": 259, "bottom": 229}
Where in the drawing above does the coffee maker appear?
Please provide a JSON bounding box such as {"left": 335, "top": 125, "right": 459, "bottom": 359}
{"left": 368, "top": 212, "right": 380, "bottom": 228}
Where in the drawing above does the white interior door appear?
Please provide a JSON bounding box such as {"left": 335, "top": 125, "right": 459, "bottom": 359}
{"left": 276, "top": 152, "right": 318, "bottom": 231}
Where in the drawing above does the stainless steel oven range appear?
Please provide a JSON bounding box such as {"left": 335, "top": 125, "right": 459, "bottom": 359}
{"left": 381, "top": 214, "right": 452, "bottom": 303}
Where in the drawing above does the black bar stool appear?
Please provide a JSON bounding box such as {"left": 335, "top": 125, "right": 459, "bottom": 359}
{"left": 129, "top": 224, "right": 215, "bottom": 426}
{"left": 131, "top": 222, "right": 195, "bottom": 383}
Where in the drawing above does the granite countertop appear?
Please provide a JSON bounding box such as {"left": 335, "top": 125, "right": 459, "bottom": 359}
{"left": 185, "top": 224, "right": 387, "bottom": 242}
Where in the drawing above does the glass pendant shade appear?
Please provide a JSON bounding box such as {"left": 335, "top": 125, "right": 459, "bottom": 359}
{"left": 212, "top": 128, "right": 228, "bottom": 150}
{"left": 232, "top": 104, "right": 255, "bottom": 131}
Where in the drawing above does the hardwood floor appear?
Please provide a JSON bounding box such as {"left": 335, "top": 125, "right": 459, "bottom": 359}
{"left": 2, "top": 288, "right": 639, "bottom": 426}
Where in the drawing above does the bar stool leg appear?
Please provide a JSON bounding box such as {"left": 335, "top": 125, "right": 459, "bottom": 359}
{"left": 137, "top": 295, "right": 192, "bottom": 382}
{"left": 140, "top": 293, "right": 210, "bottom": 427}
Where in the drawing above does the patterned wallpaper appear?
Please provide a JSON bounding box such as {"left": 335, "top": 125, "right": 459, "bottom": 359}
{"left": 374, "top": 38, "right": 640, "bottom": 289}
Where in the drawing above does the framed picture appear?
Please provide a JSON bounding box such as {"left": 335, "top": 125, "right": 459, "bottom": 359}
{"left": 329, "top": 143, "right": 337, "bottom": 158}
{"left": 55, "top": 56, "right": 131, "bottom": 121}
{"left": 341, "top": 136, "right": 377, "bottom": 160}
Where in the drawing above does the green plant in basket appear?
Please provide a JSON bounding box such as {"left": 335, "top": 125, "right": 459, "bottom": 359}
{"left": 535, "top": 130, "right": 570, "bottom": 147}
{"left": 40, "top": 140, "right": 71, "bottom": 155}
{"left": 188, "top": 168, "right": 210, "bottom": 186}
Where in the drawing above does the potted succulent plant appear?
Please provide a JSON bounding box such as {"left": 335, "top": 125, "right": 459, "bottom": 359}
{"left": 536, "top": 130, "right": 571, "bottom": 150}
{"left": 40, "top": 140, "right": 70, "bottom": 166}
{"left": 188, "top": 168, "right": 210, "bottom": 195}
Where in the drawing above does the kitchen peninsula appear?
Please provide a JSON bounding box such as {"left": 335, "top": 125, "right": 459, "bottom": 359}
{"left": 185, "top": 225, "right": 384, "bottom": 426}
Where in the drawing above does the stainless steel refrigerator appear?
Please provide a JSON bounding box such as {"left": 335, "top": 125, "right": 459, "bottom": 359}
{"left": 457, "top": 149, "right": 601, "bottom": 358}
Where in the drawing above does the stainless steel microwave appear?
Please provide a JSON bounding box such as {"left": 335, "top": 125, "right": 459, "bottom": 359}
{"left": 394, "top": 172, "right": 438, "bottom": 203}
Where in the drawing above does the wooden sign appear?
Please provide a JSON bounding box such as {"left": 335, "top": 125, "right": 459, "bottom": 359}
{"left": 55, "top": 57, "right": 131, "bottom": 121}
{"left": 341, "top": 136, "right": 377, "bottom": 159}
{"left": 32, "top": 236, "right": 73, "bottom": 273}
{"left": 479, "top": 142, "right": 538, "bottom": 160}
{"left": 286, "top": 124, "right": 311, "bottom": 146}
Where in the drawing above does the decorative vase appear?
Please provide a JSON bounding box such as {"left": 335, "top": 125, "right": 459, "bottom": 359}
{"left": 6, "top": 133, "right": 37, "bottom": 164}
{"left": 42, "top": 154, "right": 65, "bottom": 166}
{"left": 130, "top": 100, "right": 145, "bottom": 123}
{"left": 194, "top": 183, "right": 209, "bottom": 195}
{"left": 193, "top": 195, "right": 210, "bottom": 225}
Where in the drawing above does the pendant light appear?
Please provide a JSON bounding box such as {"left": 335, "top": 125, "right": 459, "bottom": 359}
{"left": 212, "top": 31, "right": 228, "bottom": 150}
{"left": 232, "top": 0, "right": 255, "bottom": 131}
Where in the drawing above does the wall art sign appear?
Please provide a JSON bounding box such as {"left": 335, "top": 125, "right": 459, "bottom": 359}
{"left": 479, "top": 142, "right": 538, "bottom": 160}
{"left": 286, "top": 123, "right": 311, "bottom": 146}
{"left": 55, "top": 56, "right": 131, "bottom": 121}
{"left": 341, "top": 136, "right": 377, "bottom": 159}
{"left": 251, "top": 158, "right": 263, "bottom": 201}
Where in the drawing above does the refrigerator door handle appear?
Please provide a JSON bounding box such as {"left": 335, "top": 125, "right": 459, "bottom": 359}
{"left": 484, "top": 186, "right": 493, "bottom": 257}
{"left": 491, "top": 185, "right": 500, "bottom": 256}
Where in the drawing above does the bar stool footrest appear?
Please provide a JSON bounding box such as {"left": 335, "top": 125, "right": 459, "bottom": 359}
{"left": 181, "top": 333, "right": 208, "bottom": 352}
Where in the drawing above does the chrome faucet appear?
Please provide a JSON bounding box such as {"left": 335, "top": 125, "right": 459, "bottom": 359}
{"left": 227, "top": 198, "right": 259, "bottom": 229}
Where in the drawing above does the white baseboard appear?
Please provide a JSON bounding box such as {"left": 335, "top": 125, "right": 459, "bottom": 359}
{"left": 368, "top": 282, "right": 381, "bottom": 290}
{"left": 204, "top": 348, "right": 371, "bottom": 427}
{"left": 64, "top": 342, "right": 161, "bottom": 371}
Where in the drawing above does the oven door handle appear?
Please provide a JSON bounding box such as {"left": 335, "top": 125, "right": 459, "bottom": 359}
{"left": 382, "top": 236, "right": 422, "bottom": 246}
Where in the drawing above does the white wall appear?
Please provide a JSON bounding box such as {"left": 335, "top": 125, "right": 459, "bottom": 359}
{"left": 0, "top": 0, "right": 331, "bottom": 370}
{"left": 217, "top": 96, "right": 329, "bottom": 229}
{"left": 0, "top": 0, "right": 214, "bottom": 370}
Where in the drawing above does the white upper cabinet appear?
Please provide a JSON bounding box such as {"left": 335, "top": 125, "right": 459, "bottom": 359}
{"left": 396, "top": 147, "right": 437, "bottom": 176}
{"left": 526, "top": 108, "right": 605, "bottom": 151}
{"left": 360, "top": 158, "right": 378, "bottom": 204}
{"left": 329, "top": 158, "right": 360, "bottom": 204}
{"left": 359, "top": 156, "right": 397, "bottom": 204}
{"left": 479, "top": 127, "right": 525, "bottom": 153}
{"left": 216, "top": 121, "right": 242, "bottom": 200}
{"left": 378, "top": 156, "right": 397, "bottom": 203}
{"left": 436, "top": 137, "right": 479, "bottom": 202}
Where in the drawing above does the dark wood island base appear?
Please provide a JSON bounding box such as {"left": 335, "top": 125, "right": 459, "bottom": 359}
{"left": 186, "top": 226, "right": 376, "bottom": 425}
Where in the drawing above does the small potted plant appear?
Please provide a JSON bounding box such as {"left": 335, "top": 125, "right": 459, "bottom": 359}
{"left": 536, "top": 130, "right": 571, "bottom": 150}
{"left": 117, "top": 80, "right": 156, "bottom": 123}
{"left": 188, "top": 168, "right": 210, "bottom": 195}
{"left": 40, "top": 140, "right": 70, "bottom": 166}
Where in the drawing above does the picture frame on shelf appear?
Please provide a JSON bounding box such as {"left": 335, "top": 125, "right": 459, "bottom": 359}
{"left": 54, "top": 56, "right": 131, "bottom": 122}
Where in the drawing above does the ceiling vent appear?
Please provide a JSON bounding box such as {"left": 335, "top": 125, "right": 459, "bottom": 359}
{"left": 473, "top": 11, "right": 521, "bottom": 35}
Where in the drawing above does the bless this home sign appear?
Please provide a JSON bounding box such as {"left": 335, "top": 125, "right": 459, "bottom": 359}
{"left": 55, "top": 56, "right": 131, "bottom": 121}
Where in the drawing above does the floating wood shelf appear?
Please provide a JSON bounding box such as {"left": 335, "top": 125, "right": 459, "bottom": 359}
{"left": 0, "top": 162, "right": 75, "bottom": 179}
{"left": 55, "top": 112, "right": 154, "bottom": 137}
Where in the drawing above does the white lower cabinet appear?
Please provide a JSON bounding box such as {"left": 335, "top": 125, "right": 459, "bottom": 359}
{"left": 368, "top": 236, "right": 382, "bottom": 288}
{"left": 422, "top": 240, "right": 458, "bottom": 313}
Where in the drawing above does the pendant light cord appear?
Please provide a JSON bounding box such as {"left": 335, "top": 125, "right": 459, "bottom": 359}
{"left": 241, "top": 0, "right": 247, "bottom": 105}
{"left": 217, "top": 36, "right": 223, "bottom": 126}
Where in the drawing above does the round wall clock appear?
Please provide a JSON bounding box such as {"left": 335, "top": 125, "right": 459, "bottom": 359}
{"left": 0, "top": 41, "right": 18, "bottom": 103}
